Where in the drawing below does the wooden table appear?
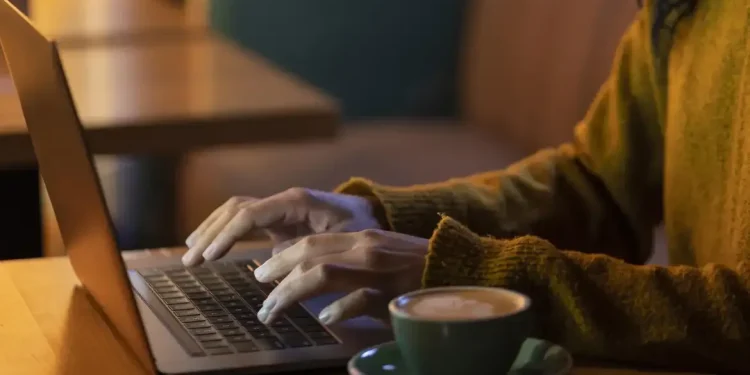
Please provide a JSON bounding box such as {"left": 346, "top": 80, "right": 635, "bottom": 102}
{"left": 0, "top": 35, "right": 339, "bottom": 257}
{"left": 23, "top": 0, "right": 207, "bottom": 46}
{"left": 0, "top": 251, "right": 705, "bottom": 375}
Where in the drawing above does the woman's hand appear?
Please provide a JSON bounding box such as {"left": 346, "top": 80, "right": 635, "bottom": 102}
{"left": 253, "top": 229, "right": 428, "bottom": 325}
{"left": 182, "top": 188, "right": 383, "bottom": 266}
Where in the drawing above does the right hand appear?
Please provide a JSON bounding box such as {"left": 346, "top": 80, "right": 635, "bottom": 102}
{"left": 182, "top": 188, "right": 383, "bottom": 266}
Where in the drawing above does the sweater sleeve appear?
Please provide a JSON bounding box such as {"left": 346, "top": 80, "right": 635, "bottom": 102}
{"left": 336, "top": 4, "right": 664, "bottom": 265}
{"left": 427, "top": 216, "right": 750, "bottom": 373}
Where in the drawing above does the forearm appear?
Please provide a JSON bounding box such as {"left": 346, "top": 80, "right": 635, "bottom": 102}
{"left": 425, "top": 217, "right": 750, "bottom": 373}
{"left": 336, "top": 145, "right": 643, "bottom": 262}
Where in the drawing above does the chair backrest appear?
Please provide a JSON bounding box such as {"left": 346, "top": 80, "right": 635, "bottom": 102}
{"left": 460, "top": 0, "right": 638, "bottom": 151}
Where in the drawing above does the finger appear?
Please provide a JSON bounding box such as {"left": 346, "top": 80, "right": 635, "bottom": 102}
{"left": 270, "top": 237, "right": 303, "bottom": 256}
{"left": 258, "top": 264, "right": 381, "bottom": 324}
{"left": 186, "top": 197, "right": 256, "bottom": 247}
{"left": 200, "top": 188, "right": 317, "bottom": 262}
{"left": 254, "top": 232, "right": 356, "bottom": 283}
{"left": 182, "top": 207, "right": 238, "bottom": 266}
{"left": 317, "top": 288, "right": 390, "bottom": 325}
{"left": 185, "top": 203, "right": 227, "bottom": 248}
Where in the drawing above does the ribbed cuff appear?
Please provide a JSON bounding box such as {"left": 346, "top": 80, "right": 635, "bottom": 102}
{"left": 423, "top": 215, "right": 554, "bottom": 294}
{"left": 335, "top": 177, "right": 464, "bottom": 239}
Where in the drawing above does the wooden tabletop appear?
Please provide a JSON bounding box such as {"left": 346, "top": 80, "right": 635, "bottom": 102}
{"left": 0, "top": 249, "right": 704, "bottom": 375}
{"left": 26, "top": 0, "right": 206, "bottom": 45}
{"left": 0, "top": 34, "right": 339, "bottom": 165}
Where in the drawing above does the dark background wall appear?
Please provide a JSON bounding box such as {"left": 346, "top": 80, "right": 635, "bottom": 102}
{"left": 209, "top": 0, "right": 467, "bottom": 119}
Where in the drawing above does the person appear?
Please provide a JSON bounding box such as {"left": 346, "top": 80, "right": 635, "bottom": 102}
{"left": 182, "top": 0, "right": 750, "bottom": 372}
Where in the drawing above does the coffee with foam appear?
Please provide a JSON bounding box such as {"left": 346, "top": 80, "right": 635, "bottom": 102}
{"left": 399, "top": 289, "right": 525, "bottom": 321}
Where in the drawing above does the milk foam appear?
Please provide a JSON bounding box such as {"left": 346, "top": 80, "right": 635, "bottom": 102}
{"left": 410, "top": 295, "right": 497, "bottom": 319}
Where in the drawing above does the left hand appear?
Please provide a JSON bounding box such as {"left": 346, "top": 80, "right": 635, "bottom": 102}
{"left": 253, "top": 229, "right": 429, "bottom": 325}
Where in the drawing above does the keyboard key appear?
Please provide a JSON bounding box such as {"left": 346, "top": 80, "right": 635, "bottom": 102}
{"left": 196, "top": 303, "right": 223, "bottom": 312}
{"left": 186, "top": 292, "right": 213, "bottom": 300}
{"left": 185, "top": 321, "right": 212, "bottom": 329}
{"left": 273, "top": 326, "right": 297, "bottom": 334}
{"left": 220, "top": 270, "right": 242, "bottom": 277}
{"left": 268, "top": 319, "right": 291, "bottom": 327}
{"left": 212, "top": 290, "right": 235, "bottom": 297}
{"left": 292, "top": 317, "right": 325, "bottom": 331}
{"left": 175, "top": 281, "right": 202, "bottom": 289}
{"left": 164, "top": 297, "right": 190, "bottom": 305}
{"left": 170, "top": 273, "right": 194, "bottom": 280}
{"left": 145, "top": 275, "right": 168, "bottom": 282}
{"left": 251, "top": 330, "right": 275, "bottom": 338}
{"left": 206, "top": 348, "right": 233, "bottom": 356}
{"left": 156, "top": 286, "right": 180, "bottom": 294}
{"left": 244, "top": 324, "right": 267, "bottom": 332}
{"left": 139, "top": 269, "right": 162, "bottom": 277}
{"left": 306, "top": 331, "right": 334, "bottom": 339}
{"left": 169, "top": 303, "right": 195, "bottom": 311}
{"left": 238, "top": 317, "right": 261, "bottom": 327}
{"left": 178, "top": 315, "right": 205, "bottom": 323}
{"left": 207, "top": 316, "right": 234, "bottom": 324}
{"left": 160, "top": 291, "right": 183, "bottom": 299}
{"left": 182, "top": 287, "right": 205, "bottom": 294}
{"left": 191, "top": 269, "right": 213, "bottom": 276}
{"left": 152, "top": 280, "right": 173, "bottom": 287}
{"left": 279, "top": 333, "right": 312, "bottom": 348}
{"left": 202, "top": 341, "right": 228, "bottom": 349}
{"left": 165, "top": 269, "right": 191, "bottom": 276}
{"left": 233, "top": 342, "right": 258, "bottom": 353}
{"left": 174, "top": 309, "right": 201, "bottom": 317}
{"left": 216, "top": 295, "right": 242, "bottom": 303}
{"left": 314, "top": 338, "right": 339, "bottom": 346}
{"left": 201, "top": 280, "right": 225, "bottom": 288}
{"left": 192, "top": 328, "right": 217, "bottom": 336}
{"left": 226, "top": 335, "right": 252, "bottom": 343}
{"left": 228, "top": 306, "right": 252, "bottom": 315}
{"left": 203, "top": 311, "right": 229, "bottom": 318}
{"left": 254, "top": 338, "right": 285, "bottom": 350}
{"left": 233, "top": 313, "right": 256, "bottom": 321}
{"left": 233, "top": 286, "right": 260, "bottom": 294}
{"left": 213, "top": 322, "right": 238, "bottom": 330}
{"left": 197, "top": 334, "right": 223, "bottom": 342}
{"left": 219, "top": 329, "right": 246, "bottom": 337}
{"left": 301, "top": 324, "right": 326, "bottom": 333}
{"left": 240, "top": 295, "right": 264, "bottom": 304}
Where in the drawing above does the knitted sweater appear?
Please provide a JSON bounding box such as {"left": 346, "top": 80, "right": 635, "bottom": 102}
{"left": 337, "top": 1, "right": 750, "bottom": 372}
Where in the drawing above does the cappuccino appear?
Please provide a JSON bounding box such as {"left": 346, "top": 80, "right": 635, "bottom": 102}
{"left": 398, "top": 288, "right": 526, "bottom": 321}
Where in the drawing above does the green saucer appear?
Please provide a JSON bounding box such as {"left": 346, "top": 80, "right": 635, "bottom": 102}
{"left": 347, "top": 338, "right": 572, "bottom": 375}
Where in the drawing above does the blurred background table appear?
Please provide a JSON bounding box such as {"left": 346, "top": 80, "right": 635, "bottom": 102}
{"left": 0, "top": 0, "right": 339, "bottom": 259}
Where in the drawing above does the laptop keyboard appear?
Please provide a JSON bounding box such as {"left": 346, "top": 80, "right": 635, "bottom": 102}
{"left": 138, "top": 261, "right": 339, "bottom": 356}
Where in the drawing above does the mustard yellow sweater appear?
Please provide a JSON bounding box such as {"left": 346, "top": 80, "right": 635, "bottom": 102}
{"left": 337, "top": 2, "right": 750, "bottom": 373}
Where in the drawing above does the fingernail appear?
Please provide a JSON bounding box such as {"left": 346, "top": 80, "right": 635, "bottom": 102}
{"left": 258, "top": 298, "right": 276, "bottom": 323}
{"left": 257, "top": 307, "right": 269, "bottom": 323}
{"left": 203, "top": 244, "right": 219, "bottom": 260}
{"left": 182, "top": 250, "right": 200, "bottom": 266}
{"left": 318, "top": 308, "right": 332, "bottom": 325}
{"left": 254, "top": 265, "right": 267, "bottom": 281}
{"left": 185, "top": 233, "right": 197, "bottom": 247}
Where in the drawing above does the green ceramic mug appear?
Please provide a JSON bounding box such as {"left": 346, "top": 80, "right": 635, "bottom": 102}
{"left": 388, "top": 286, "right": 533, "bottom": 375}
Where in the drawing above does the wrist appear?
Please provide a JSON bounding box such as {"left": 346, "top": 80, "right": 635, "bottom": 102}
{"left": 364, "top": 196, "right": 390, "bottom": 230}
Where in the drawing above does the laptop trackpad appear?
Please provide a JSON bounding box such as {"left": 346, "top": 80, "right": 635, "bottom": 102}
{"left": 303, "top": 293, "right": 392, "bottom": 344}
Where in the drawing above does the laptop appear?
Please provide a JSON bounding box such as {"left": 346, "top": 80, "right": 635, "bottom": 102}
{"left": 0, "top": 1, "right": 391, "bottom": 374}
